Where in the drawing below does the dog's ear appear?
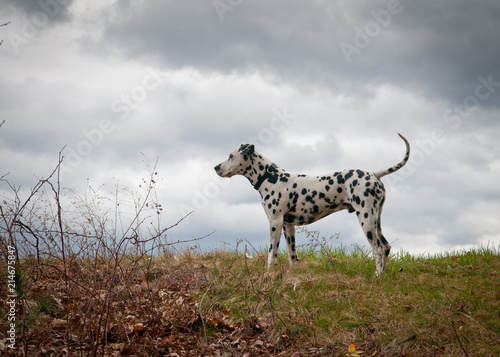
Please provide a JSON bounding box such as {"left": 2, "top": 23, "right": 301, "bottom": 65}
{"left": 238, "top": 144, "right": 255, "bottom": 155}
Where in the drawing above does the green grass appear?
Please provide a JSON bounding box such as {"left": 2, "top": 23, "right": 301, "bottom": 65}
{"left": 1, "top": 246, "right": 498, "bottom": 356}
{"left": 199, "top": 245, "right": 500, "bottom": 356}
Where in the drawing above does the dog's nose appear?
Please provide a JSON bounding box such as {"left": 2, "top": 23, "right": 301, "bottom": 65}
{"left": 214, "top": 164, "right": 221, "bottom": 173}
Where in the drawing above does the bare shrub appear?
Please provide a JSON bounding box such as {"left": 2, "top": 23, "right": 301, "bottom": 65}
{"left": 0, "top": 153, "right": 204, "bottom": 356}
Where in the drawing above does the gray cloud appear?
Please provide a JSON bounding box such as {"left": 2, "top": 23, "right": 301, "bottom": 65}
{"left": 1, "top": 1, "right": 499, "bottom": 255}
{"left": 3, "top": 0, "right": 75, "bottom": 25}
{"left": 101, "top": 0, "right": 500, "bottom": 109}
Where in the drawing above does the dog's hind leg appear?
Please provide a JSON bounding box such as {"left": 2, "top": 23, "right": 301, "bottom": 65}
{"left": 375, "top": 197, "right": 391, "bottom": 275}
{"left": 356, "top": 208, "right": 391, "bottom": 276}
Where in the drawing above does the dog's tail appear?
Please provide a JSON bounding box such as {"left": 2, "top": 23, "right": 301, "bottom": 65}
{"left": 373, "top": 133, "right": 410, "bottom": 179}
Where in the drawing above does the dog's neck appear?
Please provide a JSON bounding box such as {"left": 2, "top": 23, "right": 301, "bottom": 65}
{"left": 245, "top": 152, "right": 280, "bottom": 191}
{"left": 253, "top": 163, "right": 279, "bottom": 190}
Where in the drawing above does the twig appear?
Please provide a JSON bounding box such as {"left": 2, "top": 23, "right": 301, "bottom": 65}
{"left": 452, "top": 321, "right": 470, "bottom": 357}
{"left": 0, "top": 21, "right": 10, "bottom": 47}
{"left": 131, "top": 211, "right": 195, "bottom": 244}
{"left": 46, "top": 149, "right": 73, "bottom": 353}
{"left": 244, "top": 238, "right": 266, "bottom": 265}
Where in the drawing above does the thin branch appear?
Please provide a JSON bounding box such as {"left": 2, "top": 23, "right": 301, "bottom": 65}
{"left": 0, "top": 22, "right": 10, "bottom": 47}
{"left": 452, "top": 321, "right": 470, "bottom": 357}
{"left": 131, "top": 211, "right": 195, "bottom": 244}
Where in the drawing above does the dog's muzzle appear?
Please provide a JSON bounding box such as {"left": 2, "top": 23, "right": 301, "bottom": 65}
{"left": 214, "top": 164, "right": 222, "bottom": 176}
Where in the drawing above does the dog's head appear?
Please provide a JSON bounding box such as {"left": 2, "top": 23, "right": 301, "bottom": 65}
{"left": 214, "top": 144, "right": 255, "bottom": 178}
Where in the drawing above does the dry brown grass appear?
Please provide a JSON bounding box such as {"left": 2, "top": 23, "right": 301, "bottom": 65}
{"left": 2, "top": 247, "right": 499, "bottom": 356}
{"left": 1, "top": 159, "right": 499, "bottom": 356}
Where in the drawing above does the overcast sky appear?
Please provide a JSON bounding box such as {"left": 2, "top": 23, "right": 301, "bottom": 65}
{"left": 1, "top": 0, "right": 499, "bottom": 256}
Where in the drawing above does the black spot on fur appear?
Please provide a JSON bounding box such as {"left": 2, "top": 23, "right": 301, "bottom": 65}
{"left": 345, "top": 170, "right": 354, "bottom": 180}
{"left": 279, "top": 173, "right": 290, "bottom": 183}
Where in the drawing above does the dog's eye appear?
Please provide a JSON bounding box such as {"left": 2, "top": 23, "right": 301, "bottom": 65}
{"left": 229, "top": 154, "right": 234, "bottom": 160}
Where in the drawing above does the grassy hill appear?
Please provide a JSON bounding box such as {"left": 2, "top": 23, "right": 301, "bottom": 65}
{"left": 1, "top": 245, "right": 499, "bottom": 356}
{"left": 1, "top": 166, "right": 498, "bottom": 355}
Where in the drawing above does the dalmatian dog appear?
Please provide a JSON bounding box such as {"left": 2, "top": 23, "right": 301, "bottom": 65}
{"left": 214, "top": 133, "right": 410, "bottom": 276}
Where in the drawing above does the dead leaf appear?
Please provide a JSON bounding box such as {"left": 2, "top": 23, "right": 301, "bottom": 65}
{"left": 52, "top": 318, "right": 67, "bottom": 330}
{"left": 252, "top": 339, "right": 264, "bottom": 349}
{"left": 125, "top": 315, "right": 136, "bottom": 325}
{"left": 132, "top": 323, "right": 147, "bottom": 332}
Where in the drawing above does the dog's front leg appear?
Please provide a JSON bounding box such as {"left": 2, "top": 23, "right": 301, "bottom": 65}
{"left": 284, "top": 223, "right": 299, "bottom": 265}
{"left": 267, "top": 219, "right": 283, "bottom": 268}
